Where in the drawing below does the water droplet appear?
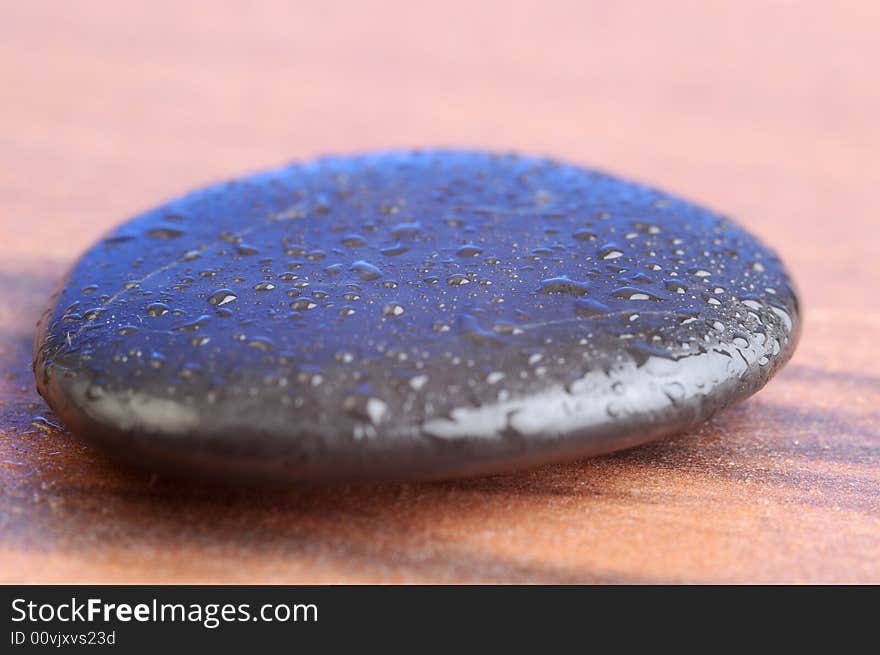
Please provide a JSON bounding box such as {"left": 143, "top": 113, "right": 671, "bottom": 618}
{"left": 175, "top": 315, "right": 211, "bottom": 331}
{"left": 770, "top": 306, "right": 793, "bottom": 332}
{"left": 236, "top": 243, "right": 260, "bottom": 256}
{"left": 380, "top": 243, "right": 408, "bottom": 256}
{"left": 382, "top": 303, "right": 405, "bottom": 317}
{"left": 147, "top": 227, "right": 184, "bottom": 239}
{"left": 290, "top": 298, "right": 318, "bottom": 311}
{"left": 409, "top": 374, "right": 429, "bottom": 390}
{"left": 344, "top": 395, "right": 388, "bottom": 424}
{"left": 146, "top": 302, "right": 170, "bottom": 317}
{"left": 29, "top": 416, "right": 62, "bottom": 433}
{"left": 574, "top": 298, "right": 611, "bottom": 317}
{"left": 208, "top": 289, "right": 238, "bottom": 306}
{"left": 342, "top": 234, "right": 367, "bottom": 247}
{"left": 178, "top": 363, "right": 203, "bottom": 379}
{"left": 391, "top": 222, "right": 421, "bottom": 239}
{"left": 324, "top": 263, "right": 343, "bottom": 275}
{"left": 599, "top": 244, "right": 624, "bottom": 260}
{"left": 612, "top": 287, "right": 661, "bottom": 301}
{"left": 350, "top": 260, "right": 382, "bottom": 281}
{"left": 83, "top": 307, "right": 105, "bottom": 321}
{"left": 536, "top": 276, "right": 589, "bottom": 296}
{"left": 247, "top": 337, "right": 274, "bottom": 351}
{"left": 456, "top": 244, "right": 484, "bottom": 257}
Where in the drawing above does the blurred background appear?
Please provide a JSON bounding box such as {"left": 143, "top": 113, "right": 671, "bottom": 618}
{"left": 3, "top": 1, "right": 877, "bottom": 270}
{"left": 1, "top": 1, "right": 878, "bottom": 583}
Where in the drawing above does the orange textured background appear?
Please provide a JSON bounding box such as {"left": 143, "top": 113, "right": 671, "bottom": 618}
{"left": 1, "top": 0, "right": 878, "bottom": 583}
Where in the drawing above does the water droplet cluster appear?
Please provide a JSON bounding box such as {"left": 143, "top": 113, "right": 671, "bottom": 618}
{"left": 33, "top": 151, "right": 800, "bottom": 481}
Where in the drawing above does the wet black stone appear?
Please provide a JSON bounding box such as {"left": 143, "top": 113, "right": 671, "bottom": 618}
{"left": 33, "top": 151, "right": 801, "bottom": 483}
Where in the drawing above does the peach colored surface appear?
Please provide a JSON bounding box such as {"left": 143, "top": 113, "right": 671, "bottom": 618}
{"left": 1, "top": 1, "right": 878, "bottom": 583}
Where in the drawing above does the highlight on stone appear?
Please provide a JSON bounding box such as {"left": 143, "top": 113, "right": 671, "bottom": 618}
{"left": 33, "top": 151, "right": 800, "bottom": 482}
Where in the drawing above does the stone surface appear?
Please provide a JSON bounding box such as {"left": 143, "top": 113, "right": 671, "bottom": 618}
{"left": 33, "top": 151, "right": 800, "bottom": 482}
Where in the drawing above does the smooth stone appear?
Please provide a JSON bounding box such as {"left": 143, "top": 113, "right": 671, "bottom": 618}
{"left": 33, "top": 151, "right": 801, "bottom": 482}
